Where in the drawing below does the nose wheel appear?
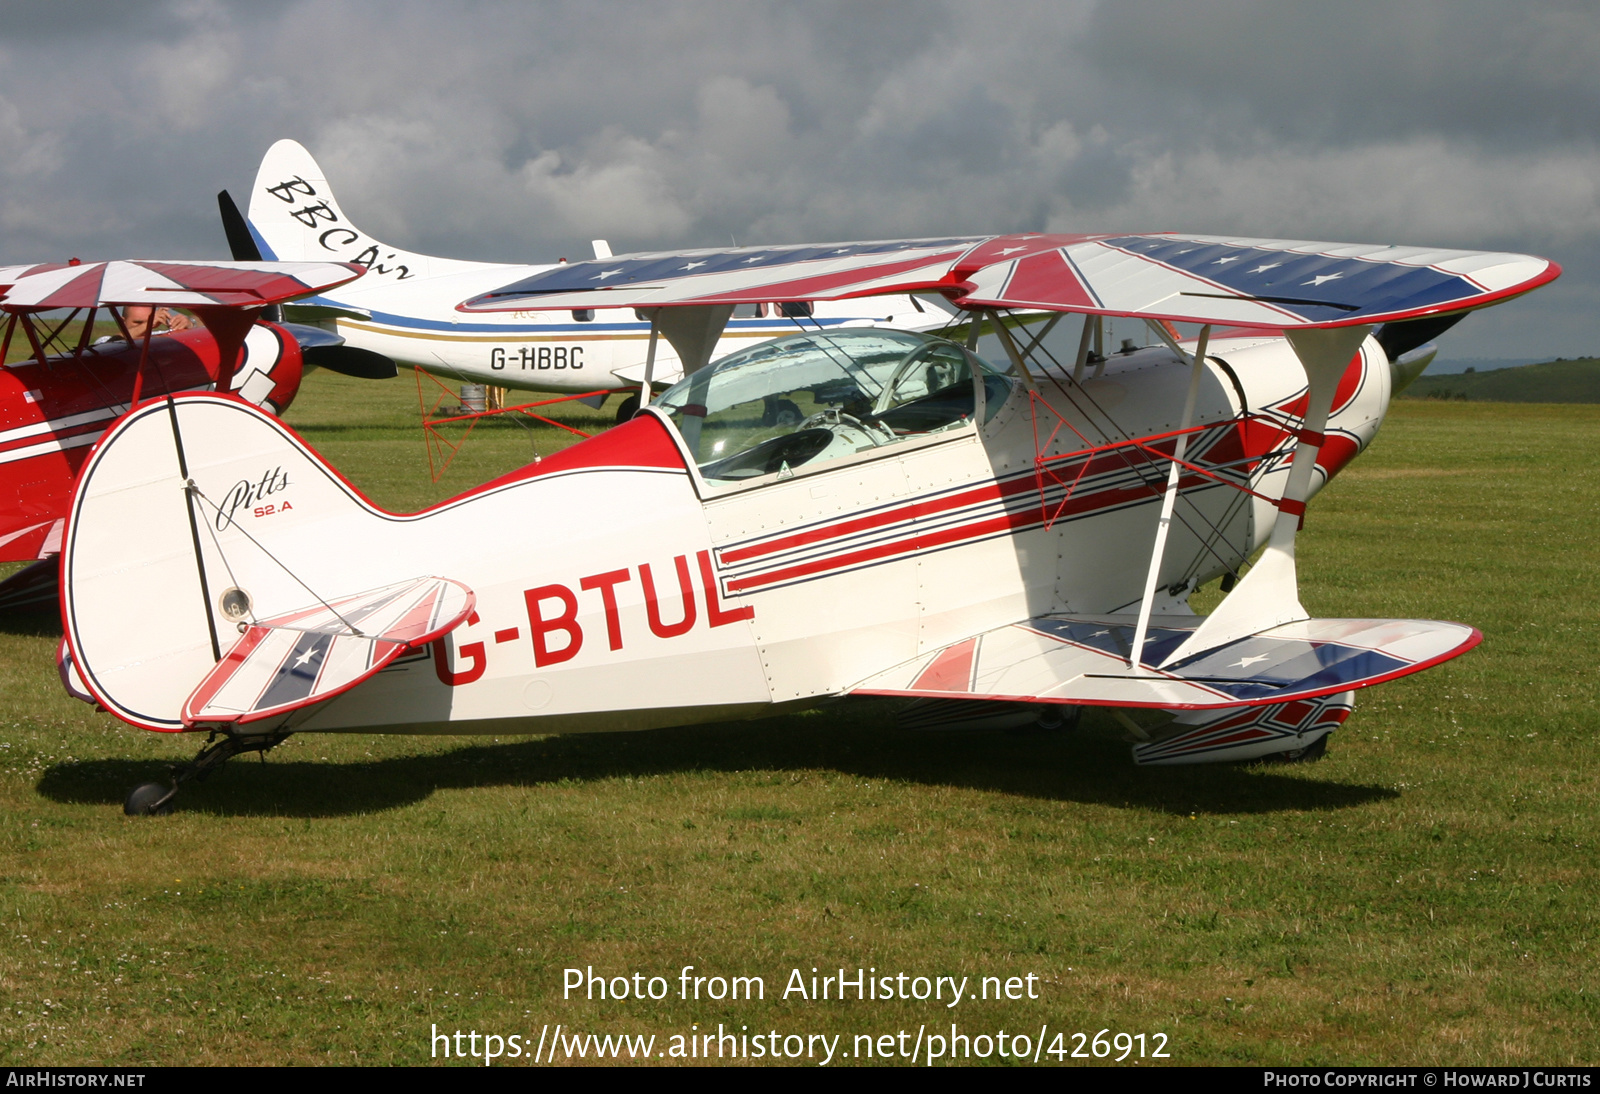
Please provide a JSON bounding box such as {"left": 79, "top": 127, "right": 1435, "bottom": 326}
{"left": 124, "top": 728, "right": 291, "bottom": 816}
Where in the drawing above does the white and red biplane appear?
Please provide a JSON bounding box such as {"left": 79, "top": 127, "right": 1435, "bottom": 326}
{"left": 0, "top": 259, "right": 364, "bottom": 608}
{"left": 53, "top": 231, "right": 1557, "bottom": 813}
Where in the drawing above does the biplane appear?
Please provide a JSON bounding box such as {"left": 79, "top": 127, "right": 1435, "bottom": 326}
{"left": 0, "top": 259, "right": 365, "bottom": 608}
{"left": 53, "top": 229, "right": 1557, "bottom": 814}
{"left": 239, "top": 139, "right": 980, "bottom": 418}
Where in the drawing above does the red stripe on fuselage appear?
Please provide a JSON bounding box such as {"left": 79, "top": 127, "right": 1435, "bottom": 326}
{"left": 722, "top": 427, "right": 1247, "bottom": 569}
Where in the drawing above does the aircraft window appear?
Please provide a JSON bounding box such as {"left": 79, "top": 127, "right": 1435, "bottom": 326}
{"left": 778, "top": 301, "right": 813, "bottom": 318}
{"left": 653, "top": 329, "right": 997, "bottom": 486}
{"left": 572, "top": 309, "right": 594, "bottom": 322}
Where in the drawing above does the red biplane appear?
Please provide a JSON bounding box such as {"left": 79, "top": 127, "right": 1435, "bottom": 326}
{"left": 0, "top": 259, "right": 366, "bottom": 607}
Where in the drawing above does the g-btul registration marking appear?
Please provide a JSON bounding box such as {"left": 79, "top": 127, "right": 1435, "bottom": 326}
{"left": 532, "top": 549, "right": 752, "bottom": 665}
{"left": 435, "top": 549, "right": 753, "bottom": 686}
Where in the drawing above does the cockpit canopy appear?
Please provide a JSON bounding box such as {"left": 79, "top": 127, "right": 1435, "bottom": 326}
{"left": 653, "top": 329, "right": 1011, "bottom": 486}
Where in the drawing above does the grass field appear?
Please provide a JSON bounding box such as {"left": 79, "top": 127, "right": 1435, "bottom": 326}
{"left": 0, "top": 371, "right": 1596, "bottom": 1066}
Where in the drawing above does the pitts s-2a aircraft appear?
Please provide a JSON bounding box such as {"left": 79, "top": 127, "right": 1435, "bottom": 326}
{"left": 55, "top": 229, "right": 1557, "bottom": 813}
{"left": 241, "top": 139, "right": 972, "bottom": 414}
{"left": 0, "top": 259, "right": 367, "bottom": 608}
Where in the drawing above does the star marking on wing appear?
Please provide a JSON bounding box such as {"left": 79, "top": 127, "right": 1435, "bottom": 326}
{"left": 293, "top": 647, "right": 318, "bottom": 668}
{"left": 592, "top": 269, "right": 624, "bottom": 280}
{"left": 1214, "top": 255, "right": 1242, "bottom": 264}
{"left": 743, "top": 255, "right": 767, "bottom": 264}
{"left": 1232, "top": 653, "right": 1271, "bottom": 669}
{"left": 1090, "top": 629, "right": 1111, "bottom": 638}
{"left": 998, "top": 246, "right": 1028, "bottom": 255}
{"left": 1250, "top": 263, "right": 1282, "bottom": 274}
{"left": 679, "top": 261, "right": 706, "bottom": 271}
{"left": 1304, "top": 273, "right": 1343, "bottom": 287}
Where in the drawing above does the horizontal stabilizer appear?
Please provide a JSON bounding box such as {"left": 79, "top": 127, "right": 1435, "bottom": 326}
{"left": 183, "top": 576, "right": 473, "bottom": 727}
{"left": 851, "top": 613, "right": 1478, "bottom": 710}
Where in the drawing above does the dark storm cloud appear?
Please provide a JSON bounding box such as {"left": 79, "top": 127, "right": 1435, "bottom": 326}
{"left": 1080, "top": 1, "right": 1600, "bottom": 149}
{"left": 0, "top": 0, "right": 1591, "bottom": 355}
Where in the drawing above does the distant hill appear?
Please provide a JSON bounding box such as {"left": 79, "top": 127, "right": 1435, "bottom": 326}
{"left": 1402, "top": 357, "right": 1600, "bottom": 403}
{"left": 1424, "top": 357, "right": 1548, "bottom": 375}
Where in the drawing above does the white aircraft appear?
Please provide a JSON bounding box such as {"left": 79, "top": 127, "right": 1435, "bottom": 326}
{"left": 240, "top": 140, "right": 956, "bottom": 415}
{"left": 59, "top": 227, "right": 1559, "bottom": 814}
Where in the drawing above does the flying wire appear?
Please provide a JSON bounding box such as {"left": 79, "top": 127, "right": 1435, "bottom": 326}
{"left": 187, "top": 483, "right": 365, "bottom": 637}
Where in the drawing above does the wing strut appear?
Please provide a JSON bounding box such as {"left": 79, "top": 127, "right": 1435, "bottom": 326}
{"left": 638, "top": 312, "right": 660, "bottom": 410}
{"left": 1071, "top": 315, "right": 1095, "bottom": 382}
{"left": 1159, "top": 324, "right": 1373, "bottom": 667}
{"left": 1128, "top": 325, "right": 1211, "bottom": 670}
{"left": 987, "top": 309, "right": 1039, "bottom": 392}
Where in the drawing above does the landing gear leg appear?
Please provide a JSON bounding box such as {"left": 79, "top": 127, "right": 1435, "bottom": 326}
{"left": 1263, "top": 732, "right": 1331, "bottom": 764}
{"left": 123, "top": 728, "right": 292, "bottom": 816}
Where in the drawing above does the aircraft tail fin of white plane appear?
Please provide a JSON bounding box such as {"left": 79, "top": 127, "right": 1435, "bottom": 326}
{"left": 61, "top": 393, "right": 458, "bottom": 732}
{"left": 247, "top": 139, "right": 510, "bottom": 284}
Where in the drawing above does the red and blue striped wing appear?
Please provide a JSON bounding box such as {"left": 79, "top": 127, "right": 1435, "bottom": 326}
{"left": 851, "top": 614, "right": 1479, "bottom": 710}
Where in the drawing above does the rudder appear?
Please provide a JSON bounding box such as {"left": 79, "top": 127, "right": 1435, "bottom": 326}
{"left": 248, "top": 139, "right": 489, "bottom": 281}
{"left": 62, "top": 395, "right": 393, "bottom": 731}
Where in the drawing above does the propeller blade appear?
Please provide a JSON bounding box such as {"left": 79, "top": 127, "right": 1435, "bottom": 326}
{"left": 301, "top": 345, "right": 398, "bottom": 380}
{"left": 218, "top": 189, "right": 279, "bottom": 322}
{"left": 279, "top": 321, "right": 345, "bottom": 350}
{"left": 217, "top": 190, "right": 262, "bottom": 262}
{"left": 1376, "top": 313, "right": 1466, "bottom": 362}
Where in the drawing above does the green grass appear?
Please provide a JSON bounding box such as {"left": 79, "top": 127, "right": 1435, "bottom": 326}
{"left": 0, "top": 376, "right": 1596, "bottom": 1065}
{"left": 1405, "top": 357, "right": 1600, "bottom": 403}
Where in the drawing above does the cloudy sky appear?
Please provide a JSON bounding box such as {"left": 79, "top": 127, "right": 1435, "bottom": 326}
{"left": 1, "top": 0, "right": 1594, "bottom": 358}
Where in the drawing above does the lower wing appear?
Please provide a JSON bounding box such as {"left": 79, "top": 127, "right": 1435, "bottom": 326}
{"left": 850, "top": 613, "right": 1478, "bottom": 710}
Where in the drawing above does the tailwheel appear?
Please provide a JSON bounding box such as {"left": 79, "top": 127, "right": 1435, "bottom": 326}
{"left": 123, "top": 727, "right": 291, "bottom": 816}
{"left": 124, "top": 782, "right": 176, "bottom": 816}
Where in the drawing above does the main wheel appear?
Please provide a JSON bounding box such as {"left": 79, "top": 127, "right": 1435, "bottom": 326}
{"left": 614, "top": 394, "right": 641, "bottom": 424}
{"left": 124, "top": 782, "right": 175, "bottom": 816}
{"left": 1033, "top": 705, "right": 1082, "bottom": 733}
{"left": 1267, "top": 733, "right": 1330, "bottom": 764}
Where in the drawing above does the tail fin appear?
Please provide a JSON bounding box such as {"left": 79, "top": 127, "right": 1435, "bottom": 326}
{"left": 61, "top": 394, "right": 441, "bottom": 731}
{"left": 247, "top": 139, "right": 497, "bottom": 283}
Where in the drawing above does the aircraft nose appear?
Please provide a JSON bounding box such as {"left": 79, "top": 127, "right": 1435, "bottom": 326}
{"left": 1374, "top": 313, "right": 1464, "bottom": 398}
{"left": 1388, "top": 343, "right": 1436, "bottom": 397}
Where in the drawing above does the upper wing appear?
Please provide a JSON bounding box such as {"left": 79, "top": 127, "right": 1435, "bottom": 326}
{"left": 459, "top": 236, "right": 989, "bottom": 312}
{"left": 850, "top": 613, "right": 1479, "bottom": 710}
{"left": 182, "top": 576, "right": 473, "bottom": 727}
{"left": 456, "top": 231, "right": 1557, "bottom": 329}
{"left": 0, "top": 259, "right": 364, "bottom": 311}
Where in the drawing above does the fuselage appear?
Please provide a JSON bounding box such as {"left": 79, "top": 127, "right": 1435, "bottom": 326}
{"left": 63, "top": 330, "right": 1393, "bottom": 735}
{"left": 300, "top": 267, "right": 953, "bottom": 395}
